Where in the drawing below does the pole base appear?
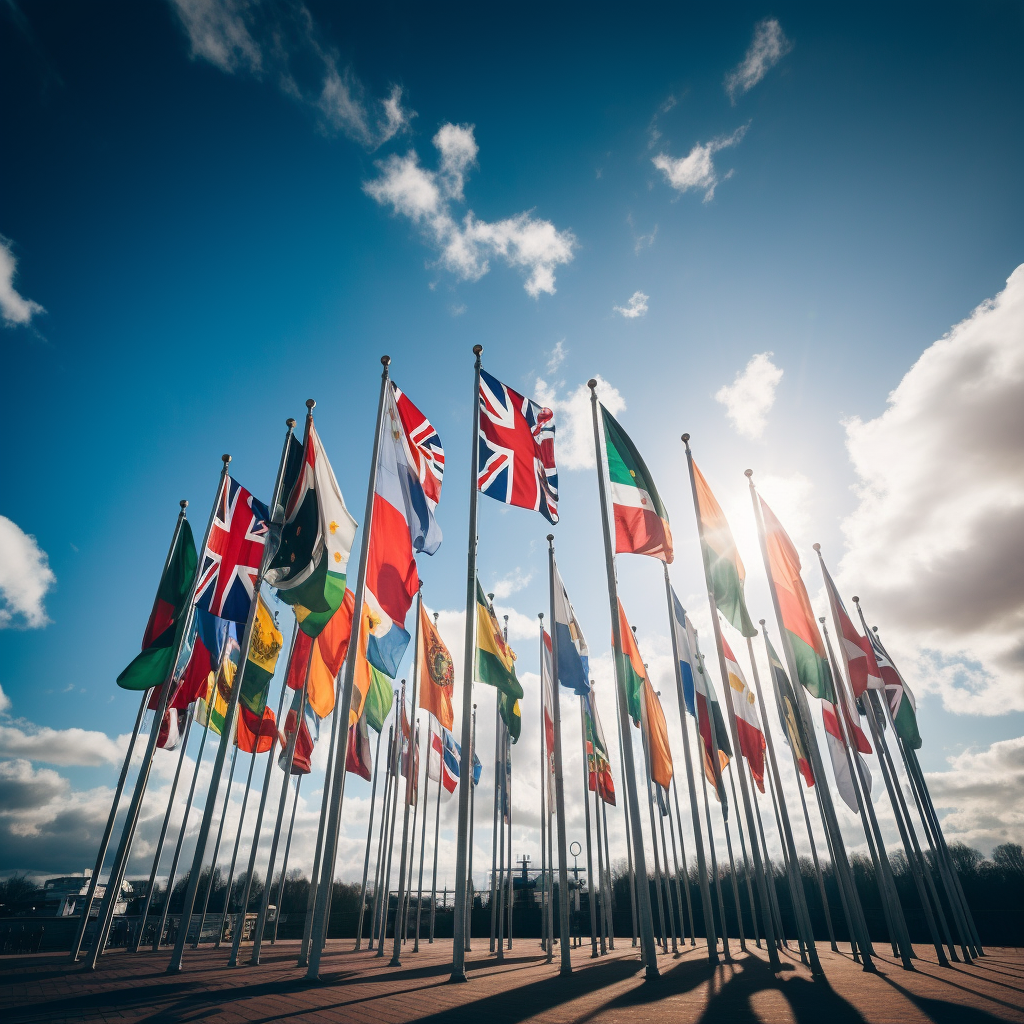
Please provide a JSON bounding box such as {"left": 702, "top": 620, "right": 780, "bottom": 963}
{"left": 165, "top": 963, "right": 182, "bottom": 974}
{"left": 389, "top": 956, "right": 402, "bottom": 967}
{"left": 448, "top": 969, "right": 468, "bottom": 983}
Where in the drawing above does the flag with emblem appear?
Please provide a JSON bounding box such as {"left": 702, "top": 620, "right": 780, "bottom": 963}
{"left": 266, "top": 421, "right": 357, "bottom": 637}
{"left": 478, "top": 368, "right": 558, "bottom": 524}
{"left": 440, "top": 727, "right": 482, "bottom": 793}
{"left": 417, "top": 599, "right": 454, "bottom": 730}
{"left": 585, "top": 692, "right": 615, "bottom": 805}
{"left": 474, "top": 582, "right": 524, "bottom": 739}
{"left": 552, "top": 561, "right": 591, "bottom": 696}
{"left": 721, "top": 636, "right": 766, "bottom": 793}
{"left": 767, "top": 636, "right": 814, "bottom": 787}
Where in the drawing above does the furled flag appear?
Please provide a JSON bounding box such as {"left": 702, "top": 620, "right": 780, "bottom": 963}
{"left": 669, "top": 588, "right": 697, "bottom": 717}
{"left": 552, "top": 561, "right": 591, "bottom": 696}
{"left": 417, "top": 599, "right": 455, "bottom": 730}
{"left": 759, "top": 497, "right": 835, "bottom": 702}
{"left": 157, "top": 708, "right": 187, "bottom": 750}
{"left": 690, "top": 628, "right": 732, "bottom": 805}
{"left": 428, "top": 724, "right": 443, "bottom": 784}
{"left": 720, "top": 636, "right": 766, "bottom": 793}
{"left": 266, "top": 422, "right": 357, "bottom": 636}
{"left": 194, "top": 477, "right": 270, "bottom": 624}
{"left": 236, "top": 703, "right": 277, "bottom": 754}
{"left": 475, "top": 583, "right": 524, "bottom": 740}
{"left": 118, "top": 519, "right": 198, "bottom": 691}
{"left": 766, "top": 636, "right": 814, "bottom": 787}
{"left": 440, "top": 726, "right": 482, "bottom": 793}
{"left": 822, "top": 701, "right": 871, "bottom": 813}
{"left": 362, "top": 656, "right": 395, "bottom": 733}
{"left": 364, "top": 383, "right": 445, "bottom": 677}
{"left": 868, "top": 628, "right": 922, "bottom": 750}
{"left": 478, "top": 368, "right": 558, "bottom": 524}
{"left": 280, "top": 688, "right": 319, "bottom": 776}
{"left": 615, "top": 599, "right": 648, "bottom": 724}
{"left": 285, "top": 589, "right": 356, "bottom": 719}
{"left": 643, "top": 676, "right": 674, "bottom": 791}
{"left": 195, "top": 632, "right": 241, "bottom": 736}
{"left": 541, "top": 629, "right": 557, "bottom": 813}
{"left": 584, "top": 693, "right": 615, "bottom": 805}
{"left": 820, "top": 563, "right": 882, "bottom": 698}
{"left": 600, "top": 405, "right": 673, "bottom": 562}
{"left": 240, "top": 594, "right": 284, "bottom": 720}
{"left": 692, "top": 461, "right": 755, "bottom": 636}
{"left": 346, "top": 714, "right": 373, "bottom": 781}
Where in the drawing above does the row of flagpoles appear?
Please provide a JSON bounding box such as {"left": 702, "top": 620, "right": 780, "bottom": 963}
{"left": 71, "top": 349, "right": 981, "bottom": 983}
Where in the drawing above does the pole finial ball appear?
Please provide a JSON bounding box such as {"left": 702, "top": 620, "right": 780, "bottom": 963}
{"left": 759, "top": 619, "right": 765, "bottom": 626}
{"left": 744, "top": 469, "right": 753, "bottom": 478}
{"left": 306, "top": 399, "right": 316, "bottom": 410}
{"left": 538, "top": 612, "right": 544, "bottom": 620}
{"left": 381, "top": 355, "right": 391, "bottom": 366}
{"left": 819, "top": 617, "right": 825, "bottom": 623}
{"left": 852, "top": 596, "right": 860, "bottom": 604}
{"left": 222, "top": 454, "right": 232, "bottom": 464}
{"left": 812, "top": 543, "right": 821, "bottom": 552}
{"left": 286, "top": 418, "right": 296, "bottom": 429}
{"left": 681, "top": 433, "right": 690, "bottom": 443}
{"left": 547, "top": 533, "right": 554, "bottom": 543}
{"left": 180, "top": 499, "right": 188, "bottom": 509}
{"left": 587, "top": 378, "right": 598, "bottom": 390}
{"left": 473, "top": 344, "right": 483, "bottom": 356}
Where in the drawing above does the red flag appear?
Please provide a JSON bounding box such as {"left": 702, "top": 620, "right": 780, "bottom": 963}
{"left": 346, "top": 715, "right": 372, "bottom": 781}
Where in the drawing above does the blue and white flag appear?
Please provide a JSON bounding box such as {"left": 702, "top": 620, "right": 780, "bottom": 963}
{"left": 441, "top": 727, "right": 482, "bottom": 793}
{"left": 670, "top": 588, "right": 697, "bottom": 717}
{"left": 552, "top": 561, "right": 591, "bottom": 695}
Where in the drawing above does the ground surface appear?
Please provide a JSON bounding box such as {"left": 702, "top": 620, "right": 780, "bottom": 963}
{"left": 2, "top": 938, "right": 1022, "bottom": 1024}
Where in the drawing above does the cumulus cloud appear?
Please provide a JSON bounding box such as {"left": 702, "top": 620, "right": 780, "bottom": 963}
{"left": 839, "top": 265, "right": 1024, "bottom": 714}
{"left": 0, "top": 724, "right": 126, "bottom": 767}
{"left": 169, "top": 0, "right": 413, "bottom": 148}
{"left": 725, "top": 18, "right": 793, "bottom": 102}
{"left": 0, "top": 236, "right": 44, "bottom": 327}
{"left": 533, "top": 375, "right": 625, "bottom": 471}
{"left": 0, "top": 516, "right": 56, "bottom": 629}
{"left": 614, "top": 291, "right": 649, "bottom": 319}
{"left": 714, "top": 351, "right": 783, "bottom": 439}
{"left": 652, "top": 124, "right": 748, "bottom": 202}
{"left": 546, "top": 339, "right": 566, "bottom": 373}
{"left": 488, "top": 568, "right": 533, "bottom": 601}
{"left": 365, "top": 125, "right": 575, "bottom": 297}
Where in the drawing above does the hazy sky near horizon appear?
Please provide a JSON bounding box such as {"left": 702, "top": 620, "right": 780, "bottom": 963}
{"left": 1, "top": 1, "right": 1022, "bottom": 884}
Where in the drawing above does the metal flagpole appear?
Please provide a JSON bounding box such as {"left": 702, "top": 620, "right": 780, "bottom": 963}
{"left": 414, "top": 719, "right": 431, "bottom": 950}
{"left": 132, "top": 709, "right": 194, "bottom": 952}
{"left": 819, "top": 615, "right": 913, "bottom": 966}
{"left": 546, "top": 768, "right": 555, "bottom": 958}
{"left": 465, "top": 705, "right": 478, "bottom": 952}
{"left": 613, "top": 674, "right": 638, "bottom": 949}
{"left": 505, "top": 671, "right": 513, "bottom": 952}
{"left": 194, "top": 735, "right": 239, "bottom": 947}
{"left": 591, "top": 742, "right": 608, "bottom": 955}
{"left": 763, "top": 768, "right": 794, "bottom": 946}
{"left": 600, "top": 787, "right": 615, "bottom": 948}
{"left": 579, "top": 697, "right": 600, "bottom": 957}
{"left": 749, "top": 778, "right": 785, "bottom": 950}
{"left": 696, "top": 714, "right": 728, "bottom": 957}
{"left": 747, "top": 630, "right": 819, "bottom": 968}
{"left": 718, "top": 768, "right": 749, "bottom": 951}
{"left": 538, "top": 614, "right": 548, "bottom": 953}
{"left": 355, "top": 724, "right": 386, "bottom": 950}
{"left": 656, "top": 787, "right": 679, "bottom": 952}
{"left": 429, "top": 722, "right": 443, "bottom": 943}
{"left": 637, "top": 677, "right": 669, "bottom": 952}
{"left": 369, "top": 723, "right": 396, "bottom": 951}
{"left": 154, "top": 710, "right": 215, "bottom": 950}
{"left": 745, "top": 470, "right": 876, "bottom": 969}
{"left": 306, "top": 360, "right": 392, "bottom": 979}
{"left": 587, "top": 382, "right": 658, "bottom": 978}
{"left": 377, "top": 685, "right": 405, "bottom": 957}
{"left": 496, "top": 723, "right": 506, "bottom": 956}
{"left": 83, "top": 458, "right": 232, "bottom": 973}
{"left": 450, "top": 345, "right": 483, "bottom": 983}
{"left": 726, "top": 764, "right": 760, "bottom": 948}
{"left": 220, "top": 678, "right": 287, "bottom": 950}
{"left": 662, "top": 565, "right": 717, "bottom": 963}
{"left": 390, "top": 596, "right": 424, "bottom": 966}
{"left": 489, "top": 696, "right": 502, "bottom": 953}
{"left": 71, "top": 498, "right": 189, "bottom": 962}
{"left": 403, "top": 724, "right": 422, "bottom": 944}
{"left": 546, "top": 538, "right": 580, "bottom": 976}
{"left": 167, "top": 419, "right": 296, "bottom": 974}
{"left": 270, "top": 774, "right": 301, "bottom": 945}
{"left": 667, "top": 778, "right": 694, "bottom": 945}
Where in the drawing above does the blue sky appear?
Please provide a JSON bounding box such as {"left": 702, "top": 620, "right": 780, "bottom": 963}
{"left": 1, "top": 1, "right": 1022, "bottom": 882}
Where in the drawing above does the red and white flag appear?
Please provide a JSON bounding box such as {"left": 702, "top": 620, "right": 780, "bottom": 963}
{"left": 721, "top": 636, "right": 766, "bottom": 792}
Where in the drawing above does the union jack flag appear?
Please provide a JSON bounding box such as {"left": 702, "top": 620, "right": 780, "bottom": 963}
{"left": 194, "top": 477, "right": 269, "bottom": 624}
{"left": 478, "top": 369, "right": 558, "bottom": 524}
{"left": 393, "top": 383, "right": 444, "bottom": 505}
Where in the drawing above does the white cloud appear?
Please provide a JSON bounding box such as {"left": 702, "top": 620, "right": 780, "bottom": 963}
{"left": 0, "top": 684, "right": 10, "bottom": 715}
{"left": 488, "top": 568, "right": 533, "bottom": 601}
{"left": 0, "top": 724, "right": 126, "bottom": 767}
{"left": 613, "top": 291, "right": 649, "bottom": 319}
{"left": 839, "top": 264, "right": 1024, "bottom": 714}
{"left": 533, "top": 375, "right": 625, "bottom": 471}
{"left": 714, "top": 351, "right": 783, "bottom": 439}
{"left": 652, "top": 124, "right": 748, "bottom": 202}
{"left": 365, "top": 125, "right": 576, "bottom": 297}
{"left": 725, "top": 18, "right": 793, "bottom": 102}
{"left": 546, "top": 339, "right": 566, "bottom": 373}
{"left": 0, "top": 236, "right": 44, "bottom": 327}
{"left": 169, "top": 0, "right": 413, "bottom": 149}
{"left": 0, "top": 516, "right": 56, "bottom": 629}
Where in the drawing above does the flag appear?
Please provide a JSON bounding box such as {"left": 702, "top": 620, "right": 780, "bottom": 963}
{"left": 417, "top": 599, "right": 455, "bottom": 730}
{"left": 692, "top": 635, "right": 732, "bottom": 802}
{"left": 721, "top": 636, "right": 766, "bottom": 793}
{"left": 474, "top": 583, "right": 524, "bottom": 735}
{"left": 195, "top": 633, "right": 241, "bottom": 736}
{"left": 346, "top": 714, "right": 373, "bottom": 781}
{"left": 440, "top": 727, "right": 482, "bottom": 793}
{"left": 164, "top": 608, "right": 232, "bottom": 711}
{"left": 868, "top": 629, "right": 922, "bottom": 749}
{"left": 601, "top": 405, "right": 672, "bottom": 561}
{"left": 500, "top": 691, "right": 522, "bottom": 743}
{"left": 157, "top": 708, "right": 187, "bottom": 750}
{"left": 280, "top": 688, "right": 319, "bottom": 776}
{"left": 194, "top": 477, "right": 270, "bottom": 624}
{"left": 266, "top": 422, "right": 357, "bottom": 634}
{"left": 669, "top": 589, "right": 697, "bottom": 717}
{"left": 237, "top": 704, "right": 277, "bottom": 754}
{"left": 822, "top": 702, "right": 871, "bottom": 812}
{"left": 428, "top": 725, "right": 443, "bottom": 783}
{"left": 692, "top": 461, "right": 755, "bottom": 636}
{"left": 391, "top": 383, "right": 444, "bottom": 554}
{"left": 240, "top": 594, "right": 284, "bottom": 719}
{"left": 821, "top": 563, "right": 882, "bottom": 697}
{"left": 584, "top": 693, "right": 615, "bottom": 805}
{"left": 287, "top": 589, "right": 356, "bottom": 717}
{"left": 760, "top": 497, "right": 835, "bottom": 701}
{"left": 117, "top": 519, "right": 198, "bottom": 691}
{"left": 478, "top": 368, "right": 558, "bottom": 523}
{"left": 363, "top": 658, "right": 395, "bottom": 733}
{"left": 615, "top": 599, "right": 647, "bottom": 724}
{"left": 364, "top": 383, "right": 445, "bottom": 677}
{"left": 541, "top": 630, "right": 557, "bottom": 812}
{"left": 351, "top": 604, "right": 388, "bottom": 726}
{"left": 766, "top": 636, "right": 814, "bottom": 787}
{"left": 643, "top": 677, "right": 674, "bottom": 790}
{"left": 552, "top": 562, "right": 591, "bottom": 695}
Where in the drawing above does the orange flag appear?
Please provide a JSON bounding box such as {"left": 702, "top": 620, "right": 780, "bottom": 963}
{"left": 307, "top": 589, "right": 355, "bottom": 718}
{"left": 417, "top": 600, "right": 455, "bottom": 730}
{"left": 643, "top": 676, "right": 674, "bottom": 790}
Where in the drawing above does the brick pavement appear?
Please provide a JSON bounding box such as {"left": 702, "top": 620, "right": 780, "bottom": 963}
{"left": 2, "top": 939, "right": 1021, "bottom": 1024}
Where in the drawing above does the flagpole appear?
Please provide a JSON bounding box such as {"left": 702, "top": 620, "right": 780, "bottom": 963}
{"left": 354, "top": 724, "right": 385, "bottom": 950}
{"left": 668, "top": 778, "right": 695, "bottom": 945}
{"left": 270, "top": 775, "right": 301, "bottom": 945}
{"left": 637, "top": 678, "right": 669, "bottom": 952}
{"left": 538, "top": 614, "right": 548, "bottom": 954}
{"left": 719, "top": 766, "right": 750, "bottom": 951}
{"left": 744, "top": 470, "right": 876, "bottom": 970}
{"left": 662, "top": 566, "right": 718, "bottom": 963}
{"left": 429, "top": 722, "right": 443, "bottom": 943}
{"left": 600, "top": 787, "right": 615, "bottom": 948}
{"left": 694, "top": 703, "right": 728, "bottom": 957}
{"left": 504, "top": 677, "right": 513, "bottom": 952}
{"left": 414, "top": 718, "right": 431, "bottom": 950}
{"left": 546, "top": 767, "right": 555, "bottom": 957}
{"left": 654, "top": 782, "right": 678, "bottom": 952}
{"left": 219, "top": 677, "right": 287, "bottom": 949}
{"left": 154, "top": 709, "right": 215, "bottom": 950}
{"left": 465, "top": 704, "right": 478, "bottom": 952}
{"left": 403, "top": 723, "right": 422, "bottom": 944}
{"left": 489, "top": 645, "right": 503, "bottom": 954}
{"left": 369, "top": 722, "right": 396, "bottom": 950}
{"left": 587, "top": 382, "right": 659, "bottom": 978}
{"left": 578, "top": 697, "right": 600, "bottom": 957}
{"left": 726, "top": 764, "right": 760, "bottom": 948}
{"left": 376, "top": 684, "right": 405, "bottom": 957}
{"left": 751, "top": 782, "right": 785, "bottom": 950}
{"left": 614, "top": 701, "right": 638, "bottom": 948}
{"left": 744, "top": 633, "right": 820, "bottom": 971}
{"left": 592, "top": 754, "right": 608, "bottom": 954}
{"left": 72, "top": 502, "right": 188, "bottom": 962}
{"left": 83, "top": 457, "right": 234, "bottom": 972}
{"left": 657, "top": 785, "right": 680, "bottom": 951}
{"left": 194, "top": 733, "right": 239, "bottom": 947}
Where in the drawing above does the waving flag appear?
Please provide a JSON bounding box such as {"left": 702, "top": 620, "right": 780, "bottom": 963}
{"left": 475, "top": 584, "right": 524, "bottom": 739}
{"left": 428, "top": 725, "right": 443, "bottom": 783}
{"left": 820, "top": 562, "right": 882, "bottom": 697}
{"left": 643, "top": 677, "right": 674, "bottom": 790}
{"left": 541, "top": 630, "right": 556, "bottom": 812}
{"left": 822, "top": 701, "right": 871, "bottom": 812}
{"left": 440, "top": 727, "right": 482, "bottom": 793}
{"left": 868, "top": 628, "right": 922, "bottom": 749}
{"left": 346, "top": 714, "right": 373, "bottom": 781}
{"left": 690, "top": 626, "right": 732, "bottom": 803}
{"left": 766, "top": 636, "right": 814, "bottom": 787}
{"left": 417, "top": 599, "right": 455, "bottom": 730}
{"left": 157, "top": 708, "right": 187, "bottom": 750}
{"left": 669, "top": 588, "right": 697, "bottom": 717}
{"left": 616, "top": 599, "right": 647, "bottom": 724}
{"left": 601, "top": 405, "right": 673, "bottom": 562}
{"left": 478, "top": 369, "right": 558, "bottom": 524}
{"left": 721, "top": 636, "right": 766, "bottom": 793}
{"left": 280, "top": 688, "right": 320, "bottom": 776}
{"left": 585, "top": 693, "right": 615, "bottom": 805}
{"left": 393, "top": 383, "right": 444, "bottom": 548}
{"left": 194, "top": 477, "right": 269, "bottom": 624}
{"left": 553, "top": 561, "right": 590, "bottom": 695}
